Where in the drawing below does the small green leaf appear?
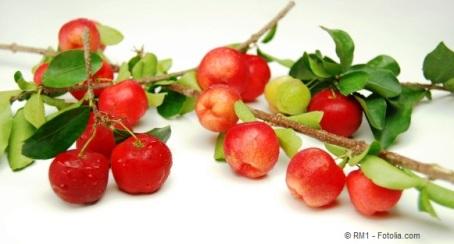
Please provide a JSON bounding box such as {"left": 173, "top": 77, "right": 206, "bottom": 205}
{"left": 157, "top": 90, "right": 187, "bottom": 119}
{"left": 321, "top": 26, "right": 354, "bottom": 70}
{"left": 43, "top": 50, "right": 102, "bottom": 88}
{"left": 338, "top": 71, "right": 368, "bottom": 95}
{"left": 96, "top": 23, "right": 124, "bottom": 45}
{"left": 423, "top": 42, "right": 454, "bottom": 84}
{"left": 324, "top": 143, "right": 349, "bottom": 157}
{"left": 372, "top": 106, "right": 411, "bottom": 148}
{"left": 0, "top": 97, "right": 14, "bottom": 158}
{"left": 116, "top": 62, "right": 131, "bottom": 82}
{"left": 289, "top": 52, "right": 317, "bottom": 81}
{"left": 42, "top": 95, "right": 74, "bottom": 110}
{"left": 214, "top": 133, "right": 225, "bottom": 162}
{"left": 287, "top": 111, "right": 323, "bottom": 129}
{"left": 24, "top": 93, "right": 46, "bottom": 128}
{"left": 418, "top": 188, "right": 438, "bottom": 218}
{"left": 257, "top": 48, "right": 294, "bottom": 68}
{"left": 132, "top": 53, "right": 158, "bottom": 79}
{"left": 46, "top": 101, "right": 83, "bottom": 121}
{"left": 177, "top": 71, "right": 201, "bottom": 91}
{"left": 274, "top": 128, "right": 302, "bottom": 157}
{"left": 7, "top": 109, "right": 35, "bottom": 171}
{"left": 307, "top": 54, "right": 331, "bottom": 78}
{"left": 364, "top": 69, "right": 402, "bottom": 98}
{"left": 360, "top": 155, "right": 423, "bottom": 190}
{"left": 157, "top": 59, "right": 173, "bottom": 75}
{"left": 367, "top": 55, "right": 400, "bottom": 76}
{"left": 114, "top": 125, "right": 171, "bottom": 144}
{"left": 180, "top": 97, "right": 196, "bottom": 115}
{"left": 367, "top": 141, "right": 382, "bottom": 155}
{"left": 322, "top": 56, "right": 342, "bottom": 76}
{"left": 261, "top": 24, "right": 277, "bottom": 44}
{"left": 14, "top": 71, "right": 37, "bottom": 91}
{"left": 425, "top": 182, "right": 454, "bottom": 209}
{"left": 443, "top": 78, "right": 454, "bottom": 92}
{"left": 22, "top": 106, "right": 90, "bottom": 159}
{"left": 147, "top": 92, "right": 167, "bottom": 107}
{"left": 234, "top": 101, "right": 256, "bottom": 122}
{"left": 348, "top": 145, "right": 370, "bottom": 165}
{"left": 128, "top": 55, "right": 141, "bottom": 72}
{"left": 355, "top": 95, "right": 387, "bottom": 130}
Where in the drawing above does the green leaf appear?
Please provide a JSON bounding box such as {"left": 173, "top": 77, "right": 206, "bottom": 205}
{"left": 322, "top": 56, "right": 342, "bottom": 76}
{"left": 360, "top": 155, "right": 423, "bottom": 190}
{"left": 46, "top": 101, "right": 83, "bottom": 121}
{"left": 308, "top": 54, "right": 331, "bottom": 78}
{"left": 7, "top": 109, "right": 35, "bottom": 171}
{"left": 425, "top": 182, "right": 454, "bottom": 209}
{"left": 287, "top": 111, "right": 323, "bottom": 129}
{"left": 132, "top": 53, "right": 158, "bottom": 79}
{"left": 355, "top": 95, "right": 387, "bottom": 130}
{"left": 261, "top": 24, "right": 277, "bottom": 43}
{"left": 14, "top": 71, "right": 36, "bottom": 91}
{"left": 128, "top": 55, "right": 141, "bottom": 72}
{"left": 157, "top": 90, "right": 187, "bottom": 119}
{"left": 324, "top": 143, "right": 349, "bottom": 157}
{"left": 443, "top": 78, "right": 454, "bottom": 92}
{"left": 214, "top": 133, "right": 226, "bottom": 162}
{"left": 423, "top": 42, "right": 454, "bottom": 84}
{"left": 177, "top": 71, "right": 201, "bottom": 91}
{"left": 257, "top": 48, "right": 294, "bottom": 68}
{"left": 43, "top": 50, "right": 102, "bottom": 88}
{"left": 157, "top": 59, "right": 173, "bottom": 75}
{"left": 114, "top": 126, "right": 172, "bottom": 144}
{"left": 338, "top": 71, "right": 368, "bottom": 95}
{"left": 147, "top": 92, "right": 167, "bottom": 107}
{"left": 364, "top": 69, "right": 402, "bottom": 98}
{"left": 0, "top": 97, "right": 13, "bottom": 158}
{"left": 372, "top": 105, "right": 411, "bottom": 148}
{"left": 116, "top": 62, "right": 131, "bottom": 82}
{"left": 24, "top": 93, "right": 46, "bottom": 128}
{"left": 42, "top": 95, "right": 74, "bottom": 110}
{"left": 96, "top": 23, "right": 124, "bottom": 45}
{"left": 418, "top": 188, "right": 438, "bottom": 218}
{"left": 234, "top": 101, "right": 256, "bottom": 122}
{"left": 274, "top": 128, "right": 302, "bottom": 157}
{"left": 289, "top": 52, "right": 318, "bottom": 81}
{"left": 321, "top": 26, "right": 354, "bottom": 70}
{"left": 367, "top": 55, "right": 400, "bottom": 76}
{"left": 180, "top": 97, "right": 196, "bottom": 115}
{"left": 22, "top": 106, "right": 90, "bottom": 159}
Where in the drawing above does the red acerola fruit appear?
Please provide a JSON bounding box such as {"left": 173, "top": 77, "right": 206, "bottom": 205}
{"left": 286, "top": 148, "right": 345, "bottom": 207}
{"left": 33, "top": 63, "right": 49, "bottom": 85}
{"left": 111, "top": 134, "right": 173, "bottom": 194}
{"left": 307, "top": 89, "right": 363, "bottom": 137}
{"left": 195, "top": 84, "right": 240, "bottom": 132}
{"left": 224, "top": 121, "right": 280, "bottom": 178}
{"left": 98, "top": 79, "right": 148, "bottom": 128}
{"left": 196, "top": 47, "right": 248, "bottom": 94}
{"left": 241, "top": 54, "right": 271, "bottom": 102}
{"left": 70, "top": 60, "right": 114, "bottom": 100}
{"left": 346, "top": 169, "right": 402, "bottom": 216}
{"left": 58, "top": 18, "right": 101, "bottom": 51}
{"left": 49, "top": 149, "right": 110, "bottom": 204}
{"left": 76, "top": 113, "right": 116, "bottom": 158}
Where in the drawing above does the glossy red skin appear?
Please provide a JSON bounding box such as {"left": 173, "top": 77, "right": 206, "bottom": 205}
{"left": 241, "top": 54, "right": 271, "bottom": 102}
{"left": 286, "top": 148, "right": 345, "bottom": 207}
{"left": 49, "top": 150, "right": 109, "bottom": 204}
{"left": 195, "top": 84, "right": 240, "bottom": 132}
{"left": 98, "top": 79, "right": 148, "bottom": 128}
{"left": 196, "top": 47, "right": 248, "bottom": 94}
{"left": 111, "top": 134, "right": 172, "bottom": 194}
{"left": 308, "top": 89, "right": 363, "bottom": 137}
{"left": 58, "top": 18, "right": 101, "bottom": 51}
{"left": 347, "top": 170, "right": 402, "bottom": 216}
{"left": 76, "top": 113, "right": 116, "bottom": 158}
{"left": 33, "top": 63, "right": 49, "bottom": 85}
{"left": 70, "top": 61, "right": 114, "bottom": 100}
{"left": 224, "top": 121, "right": 279, "bottom": 178}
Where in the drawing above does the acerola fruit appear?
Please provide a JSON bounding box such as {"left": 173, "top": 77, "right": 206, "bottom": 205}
{"left": 70, "top": 60, "right": 114, "bottom": 100}
{"left": 241, "top": 54, "right": 271, "bottom": 102}
{"left": 33, "top": 63, "right": 49, "bottom": 85}
{"left": 98, "top": 79, "right": 148, "bottom": 128}
{"left": 224, "top": 121, "right": 279, "bottom": 178}
{"left": 286, "top": 148, "right": 345, "bottom": 207}
{"left": 76, "top": 113, "right": 116, "bottom": 158}
{"left": 195, "top": 84, "right": 240, "bottom": 132}
{"left": 58, "top": 18, "right": 101, "bottom": 51}
{"left": 264, "top": 76, "right": 311, "bottom": 115}
{"left": 196, "top": 47, "right": 248, "bottom": 93}
{"left": 111, "top": 134, "right": 172, "bottom": 194}
{"left": 346, "top": 169, "right": 402, "bottom": 216}
{"left": 307, "top": 89, "right": 363, "bottom": 137}
{"left": 49, "top": 149, "right": 109, "bottom": 204}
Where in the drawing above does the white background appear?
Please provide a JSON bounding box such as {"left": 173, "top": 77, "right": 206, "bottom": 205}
{"left": 1, "top": 0, "right": 454, "bottom": 243}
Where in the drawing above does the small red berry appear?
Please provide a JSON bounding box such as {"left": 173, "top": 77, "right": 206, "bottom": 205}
{"left": 346, "top": 169, "right": 402, "bottom": 216}
{"left": 33, "top": 63, "right": 49, "bottom": 85}
{"left": 308, "top": 89, "right": 363, "bottom": 137}
{"left": 70, "top": 61, "right": 114, "bottom": 100}
{"left": 241, "top": 54, "right": 271, "bottom": 102}
{"left": 49, "top": 150, "right": 109, "bottom": 204}
{"left": 224, "top": 121, "right": 280, "bottom": 178}
{"left": 76, "top": 113, "right": 116, "bottom": 158}
{"left": 98, "top": 79, "right": 148, "bottom": 128}
{"left": 111, "top": 134, "right": 172, "bottom": 194}
{"left": 58, "top": 18, "right": 101, "bottom": 51}
{"left": 286, "top": 148, "right": 346, "bottom": 207}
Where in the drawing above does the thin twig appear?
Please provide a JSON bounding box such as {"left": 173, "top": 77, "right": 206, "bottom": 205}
{"left": 0, "top": 43, "right": 57, "bottom": 56}
{"left": 402, "top": 82, "right": 451, "bottom": 92}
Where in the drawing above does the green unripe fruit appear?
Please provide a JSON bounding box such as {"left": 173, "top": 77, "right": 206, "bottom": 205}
{"left": 264, "top": 76, "right": 311, "bottom": 115}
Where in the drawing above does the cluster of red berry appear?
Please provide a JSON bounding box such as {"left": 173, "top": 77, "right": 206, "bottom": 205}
{"left": 194, "top": 46, "right": 401, "bottom": 215}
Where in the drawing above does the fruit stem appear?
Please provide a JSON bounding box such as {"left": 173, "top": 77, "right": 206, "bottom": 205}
{"left": 78, "top": 125, "right": 98, "bottom": 157}
{"left": 114, "top": 119, "right": 143, "bottom": 147}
